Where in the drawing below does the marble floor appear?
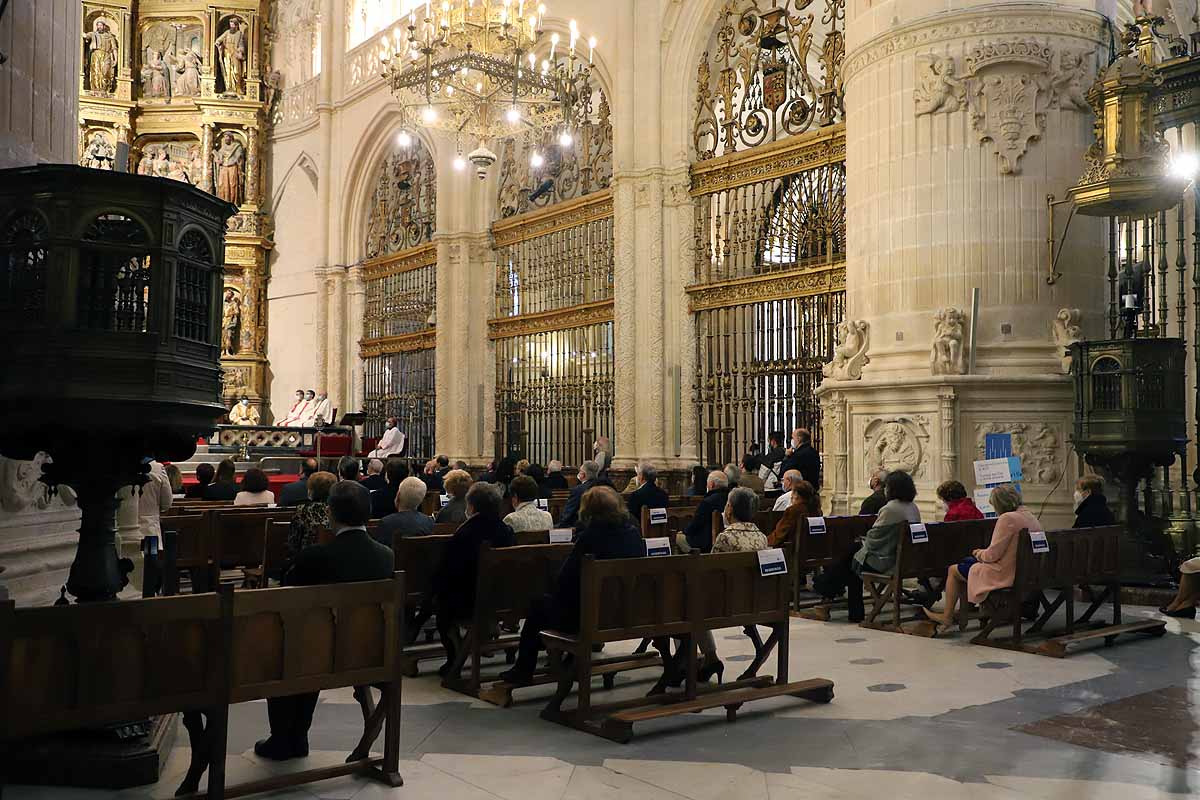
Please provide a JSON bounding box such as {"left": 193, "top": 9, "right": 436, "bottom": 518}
{"left": 8, "top": 605, "right": 1200, "bottom": 800}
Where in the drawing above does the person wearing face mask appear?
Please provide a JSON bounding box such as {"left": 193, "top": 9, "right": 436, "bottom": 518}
{"left": 779, "top": 427, "right": 821, "bottom": 490}
{"left": 936, "top": 480, "right": 983, "bottom": 522}
{"left": 279, "top": 389, "right": 305, "bottom": 425}
{"left": 229, "top": 395, "right": 260, "bottom": 426}
{"left": 1073, "top": 474, "right": 1115, "bottom": 528}
{"left": 297, "top": 390, "right": 319, "bottom": 426}
{"left": 593, "top": 436, "right": 612, "bottom": 478}
{"left": 311, "top": 390, "right": 333, "bottom": 426}
{"left": 369, "top": 416, "right": 406, "bottom": 458}
{"left": 282, "top": 390, "right": 314, "bottom": 427}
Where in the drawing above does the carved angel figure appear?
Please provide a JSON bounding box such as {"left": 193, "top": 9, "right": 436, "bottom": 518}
{"left": 1049, "top": 51, "right": 1091, "bottom": 110}
{"left": 930, "top": 307, "right": 966, "bottom": 375}
{"left": 823, "top": 319, "right": 870, "bottom": 380}
{"left": 915, "top": 55, "right": 965, "bottom": 116}
{"left": 1053, "top": 308, "right": 1082, "bottom": 373}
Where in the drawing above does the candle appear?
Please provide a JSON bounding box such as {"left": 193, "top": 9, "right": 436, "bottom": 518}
{"left": 588, "top": 36, "right": 596, "bottom": 63}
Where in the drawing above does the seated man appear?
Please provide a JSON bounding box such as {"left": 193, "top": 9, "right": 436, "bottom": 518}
{"left": 429, "top": 482, "right": 515, "bottom": 676}
{"left": 369, "top": 417, "right": 406, "bottom": 459}
{"left": 280, "top": 458, "right": 319, "bottom": 507}
{"left": 229, "top": 396, "right": 260, "bottom": 426}
{"left": 281, "top": 390, "right": 314, "bottom": 428}
{"left": 626, "top": 462, "right": 668, "bottom": 523}
{"left": 370, "top": 458, "right": 409, "bottom": 519}
{"left": 254, "top": 480, "right": 394, "bottom": 760}
{"left": 185, "top": 462, "right": 214, "bottom": 499}
{"left": 337, "top": 455, "right": 361, "bottom": 482}
{"left": 772, "top": 469, "right": 802, "bottom": 511}
{"left": 499, "top": 485, "right": 643, "bottom": 685}
{"left": 676, "top": 470, "right": 729, "bottom": 553}
{"left": 360, "top": 458, "right": 387, "bottom": 493}
{"left": 377, "top": 476, "right": 435, "bottom": 543}
{"left": 558, "top": 460, "right": 600, "bottom": 528}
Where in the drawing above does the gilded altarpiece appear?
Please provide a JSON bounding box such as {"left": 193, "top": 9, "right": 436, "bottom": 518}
{"left": 689, "top": 0, "right": 847, "bottom": 467}
{"left": 359, "top": 139, "right": 438, "bottom": 457}
{"left": 78, "top": 0, "right": 275, "bottom": 419}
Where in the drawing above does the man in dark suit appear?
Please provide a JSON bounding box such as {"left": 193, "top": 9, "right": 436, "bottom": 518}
{"left": 370, "top": 458, "right": 409, "bottom": 519}
{"left": 254, "top": 480, "right": 394, "bottom": 760}
{"left": 279, "top": 457, "right": 318, "bottom": 507}
{"left": 360, "top": 458, "right": 388, "bottom": 493}
{"left": 626, "top": 462, "right": 668, "bottom": 524}
{"left": 202, "top": 458, "right": 239, "bottom": 500}
{"left": 557, "top": 460, "right": 599, "bottom": 528}
{"left": 542, "top": 460, "right": 570, "bottom": 492}
{"left": 338, "top": 455, "right": 361, "bottom": 481}
{"left": 184, "top": 462, "right": 214, "bottom": 499}
{"left": 377, "top": 476, "right": 435, "bottom": 543}
{"left": 499, "top": 485, "right": 644, "bottom": 685}
{"left": 676, "top": 470, "right": 729, "bottom": 553}
{"left": 423, "top": 454, "right": 450, "bottom": 493}
{"left": 780, "top": 427, "right": 821, "bottom": 490}
{"left": 428, "top": 482, "right": 515, "bottom": 675}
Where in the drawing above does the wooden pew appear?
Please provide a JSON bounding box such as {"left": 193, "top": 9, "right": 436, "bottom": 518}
{"left": 548, "top": 491, "right": 572, "bottom": 524}
{"left": 539, "top": 552, "right": 834, "bottom": 742}
{"left": 244, "top": 519, "right": 292, "bottom": 589}
{"left": 860, "top": 518, "right": 995, "bottom": 633}
{"left": 394, "top": 534, "right": 455, "bottom": 675}
{"left": 433, "top": 522, "right": 458, "bottom": 536}
{"left": 752, "top": 509, "right": 784, "bottom": 538}
{"left": 790, "top": 515, "right": 874, "bottom": 618}
{"left": 163, "top": 513, "right": 216, "bottom": 592}
{"left": 421, "top": 491, "right": 441, "bottom": 516}
{"left": 639, "top": 506, "right": 695, "bottom": 542}
{"left": 667, "top": 495, "right": 703, "bottom": 508}
{"left": 973, "top": 526, "right": 1166, "bottom": 656}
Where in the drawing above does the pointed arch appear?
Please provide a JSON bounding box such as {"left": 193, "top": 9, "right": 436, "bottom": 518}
{"left": 266, "top": 150, "right": 319, "bottom": 217}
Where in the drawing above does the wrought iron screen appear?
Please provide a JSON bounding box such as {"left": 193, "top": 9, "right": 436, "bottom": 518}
{"left": 491, "top": 191, "right": 615, "bottom": 465}
{"left": 362, "top": 345, "right": 436, "bottom": 458}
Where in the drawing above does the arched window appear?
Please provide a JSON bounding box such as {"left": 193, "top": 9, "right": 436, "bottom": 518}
{"left": 1091, "top": 357, "right": 1122, "bottom": 411}
{"left": 347, "top": 0, "right": 424, "bottom": 50}
{"left": 0, "top": 211, "right": 49, "bottom": 323}
{"left": 79, "top": 213, "right": 153, "bottom": 332}
{"left": 175, "top": 229, "right": 215, "bottom": 343}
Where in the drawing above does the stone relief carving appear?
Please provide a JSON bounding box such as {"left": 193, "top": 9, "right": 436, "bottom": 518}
{"left": 0, "top": 453, "right": 77, "bottom": 514}
{"left": 136, "top": 140, "right": 204, "bottom": 185}
{"left": 1053, "top": 308, "right": 1082, "bottom": 373}
{"left": 80, "top": 130, "right": 116, "bottom": 170}
{"left": 930, "top": 307, "right": 967, "bottom": 375}
{"left": 975, "top": 422, "right": 1063, "bottom": 485}
{"left": 823, "top": 319, "right": 870, "bottom": 380}
{"left": 140, "top": 21, "right": 204, "bottom": 101}
{"left": 915, "top": 40, "right": 1093, "bottom": 174}
{"left": 365, "top": 140, "right": 436, "bottom": 260}
{"left": 863, "top": 416, "right": 929, "bottom": 479}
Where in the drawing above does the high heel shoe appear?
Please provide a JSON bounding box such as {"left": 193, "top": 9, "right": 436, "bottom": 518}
{"left": 1159, "top": 604, "right": 1196, "bottom": 619}
{"left": 697, "top": 660, "right": 724, "bottom": 684}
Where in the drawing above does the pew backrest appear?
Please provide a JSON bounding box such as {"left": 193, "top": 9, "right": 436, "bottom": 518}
{"left": 1012, "top": 525, "right": 1122, "bottom": 595}
{"left": 1, "top": 592, "right": 228, "bottom": 740}
{"left": 433, "top": 522, "right": 458, "bottom": 536}
{"left": 393, "top": 534, "right": 454, "bottom": 605}
{"left": 894, "top": 518, "right": 996, "bottom": 580}
{"left": 792, "top": 515, "right": 874, "bottom": 570}
{"left": 640, "top": 506, "right": 695, "bottom": 540}
{"left": 262, "top": 520, "right": 292, "bottom": 582}
{"left": 475, "top": 543, "right": 574, "bottom": 628}
{"left": 514, "top": 529, "right": 552, "bottom": 546}
{"left": 163, "top": 513, "right": 211, "bottom": 573}
{"left": 752, "top": 509, "right": 784, "bottom": 538}
{"left": 695, "top": 551, "right": 792, "bottom": 629}
{"left": 580, "top": 554, "right": 692, "bottom": 643}
{"left": 228, "top": 575, "right": 404, "bottom": 702}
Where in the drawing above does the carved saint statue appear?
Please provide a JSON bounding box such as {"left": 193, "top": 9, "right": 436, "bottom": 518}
{"left": 930, "top": 307, "right": 966, "bottom": 375}
{"left": 215, "top": 17, "right": 247, "bottom": 96}
{"left": 81, "top": 132, "right": 115, "bottom": 170}
{"left": 141, "top": 48, "right": 171, "bottom": 99}
{"left": 83, "top": 20, "right": 119, "bottom": 94}
{"left": 213, "top": 133, "right": 246, "bottom": 206}
{"left": 222, "top": 287, "right": 242, "bottom": 355}
{"left": 173, "top": 45, "right": 203, "bottom": 96}
{"left": 823, "top": 319, "right": 870, "bottom": 381}
{"left": 1052, "top": 308, "right": 1082, "bottom": 374}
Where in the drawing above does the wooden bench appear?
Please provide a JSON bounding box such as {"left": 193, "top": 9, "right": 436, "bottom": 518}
{"left": 432, "top": 522, "right": 458, "bottom": 536}
{"left": 539, "top": 552, "right": 834, "bottom": 742}
{"left": 0, "top": 575, "right": 405, "bottom": 799}
{"left": 548, "top": 492, "right": 571, "bottom": 525}
{"left": 789, "top": 515, "right": 874, "bottom": 618}
{"left": 394, "top": 535, "right": 455, "bottom": 675}
{"left": 974, "top": 526, "right": 1167, "bottom": 656}
{"left": 639, "top": 506, "right": 695, "bottom": 541}
{"left": 164, "top": 513, "right": 216, "bottom": 592}
{"left": 861, "top": 518, "right": 995, "bottom": 633}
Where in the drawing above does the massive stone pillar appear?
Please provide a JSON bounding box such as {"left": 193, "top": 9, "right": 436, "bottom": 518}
{"left": 326, "top": 266, "right": 346, "bottom": 408}
{"left": 348, "top": 263, "right": 367, "bottom": 412}
{"left": 817, "top": 2, "right": 1109, "bottom": 525}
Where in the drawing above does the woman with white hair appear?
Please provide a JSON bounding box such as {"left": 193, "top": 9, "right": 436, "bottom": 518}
{"left": 923, "top": 484, "right": 1039, "bottom": 628}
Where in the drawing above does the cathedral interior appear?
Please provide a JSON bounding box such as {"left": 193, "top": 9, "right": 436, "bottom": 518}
{"left": 4, "top": 0, "right": 1200, "bottom": 798}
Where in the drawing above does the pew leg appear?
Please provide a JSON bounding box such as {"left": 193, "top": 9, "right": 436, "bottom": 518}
{"left": 633, "top": 637, "right": 651, "bottom": 655}
{"left": 739, "top": 626, "right": 779, "bottom": 681}
{"left": 776, "top": 621, "right": 790, "bottom": 684}
{"left": 176, "top": 710, "right": 210, "bottom": 797}
{"left": 198, "top": 705, "right": 229, "bottom": 800}
{"left": 346, "top": 686, "right": 386, "bottom": 764}
{"left": 544, "top": 648, "right": 574, "bottom": 714}
{"left": 379, "top": 682, "right": 404, "bottom": 787}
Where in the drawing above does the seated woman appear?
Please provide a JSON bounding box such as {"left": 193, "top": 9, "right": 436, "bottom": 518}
{"left": 498, "top": 485, "right": 644, "bottom": 686}
{"left": 285, "top": 470, "right": 337, "bottom": 561}
{"left": 812, "top": 471, "right": 920, "bottom": 623}
{"left": 430, "top": 482, "right": 515, "bottom": 676}
{"left": 234, "top": 467, "right": 275, "bottom": 506}
{"left": 767, "top": 479, "right": 821, "bottom": 547}
{"left": 922, "top": 484, "right": 1037, "bottom": 629}
{"left": 1160, "top": 558, "right": 1200, "bottom": 618}
{"left": 1073, "top": 474, "right": 1115, "bottom": 528}
{"left": 436, "top": 469, "right": 471, "bottom": 524}
{"left": 937, "top": 480, "right": 983, "bottom": 521}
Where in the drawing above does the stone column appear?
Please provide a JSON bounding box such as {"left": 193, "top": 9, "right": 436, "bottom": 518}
{"left": 326, "top": 266, "right": 345, "bottom": 406}
{"left": 314, "top": 264, "right": 329, "bottom": 391}
{"left": 816, "top": 2, "right": 1108, "bottom": 524}
{"left": 348, "top": 263, "right": 367, "bottom": 412}
{"left": 245, "top": 126, "right": 260, "bottom": 205}
{"left": 200, "top": 123, "right": 215, "bottom": 192}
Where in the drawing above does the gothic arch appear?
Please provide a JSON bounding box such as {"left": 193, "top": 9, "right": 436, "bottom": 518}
{"left": 265, "top": 150, "right": 318, "bottom": 218}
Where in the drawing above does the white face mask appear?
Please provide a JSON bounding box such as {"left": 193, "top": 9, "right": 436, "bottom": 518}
{"left": 791, "top": 439, "right": 800, "bottom": 449}
{"left": 1073, "top": 490, "right": 1086, "bottom": 507}
{"left": 935, "top": 499, "right": 946, "bottom": 511}
{"left": 240, "top": 399, "right": 249, "bottom": 406}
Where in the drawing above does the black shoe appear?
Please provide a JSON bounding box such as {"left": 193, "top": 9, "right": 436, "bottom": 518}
{"left": 848, "top": 614, "right": 865, "bottom": 624}
{"left": 1160, "top": 605, "right": 1196, "bottom": 619}
{"left": 497, "top": 667, "right": 534, "bottom": 686}
{"left": 254, "top": 736, "right": 303, "bottom": 761}
{"left": 697, "top": 660, "right": 724, "bottom": 684}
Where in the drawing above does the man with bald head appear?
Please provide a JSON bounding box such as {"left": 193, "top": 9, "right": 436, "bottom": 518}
{"left": 773, "top": 470, "right": 803, "bottom": 511}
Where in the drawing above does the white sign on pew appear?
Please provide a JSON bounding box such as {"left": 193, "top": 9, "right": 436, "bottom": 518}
{"left": 649, "top": 507, "right": 668, "bottom": 525}
{"left": 973, "top": 457, "right": 1013, "bottom": 486}
{"left": 549, "top": 529, "right": 574, "bottom": 544}
{"left": 757, "top": 548, "right": 788, "bottom": 576}
{"left": 1029, "top": 530, "right": 1050, "bottom": 554}
{"left": 535, "top": 498, "right": 549, "bottom": 510}
{"left": 439, "top": 494, "right": 450, "bottom": 508}
{"left": 645, "top": 537, "right": 672, "bottom": 556}
{"left": 807, "top": 517, "right": 826, "bottom": 535}
{"left": 909, "top": 522, "right": 928, "bottom": 543}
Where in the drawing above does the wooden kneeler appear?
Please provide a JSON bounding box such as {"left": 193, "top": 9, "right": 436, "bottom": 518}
{"left": 539, "top": 552, "right": 833, "bottom": 743}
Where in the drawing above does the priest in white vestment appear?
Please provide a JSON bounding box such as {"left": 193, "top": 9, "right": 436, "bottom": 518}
{"left": 311, "top": 391, "right": 333, "bottom": 426}
{"left": 229, "top": 397, "right": 260, "bottom": 425}
{"left": 284, "top": 389, "right": 316, "bottom": 427}
{"left": 278, "top": 389, "right": 304, "bottom": 426}
{"left": 369, "top": 417, "right": 406, "bottom": 458}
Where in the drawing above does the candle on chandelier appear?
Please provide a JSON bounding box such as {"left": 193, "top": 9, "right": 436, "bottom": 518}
{"left": 550, "top": 31, "right": 558, "bottom": 59}
{"left": 589, "top": 36, "right": 596, "bottom": 63}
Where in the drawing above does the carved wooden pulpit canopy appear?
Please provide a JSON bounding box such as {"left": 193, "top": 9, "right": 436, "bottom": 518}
{"left": 0, "top": 165, "right": 236, "bottom": 600}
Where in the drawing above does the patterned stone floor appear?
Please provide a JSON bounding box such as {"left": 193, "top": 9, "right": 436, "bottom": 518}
{"left": 9, "top": 606, "right": 1200, "bottom": 800}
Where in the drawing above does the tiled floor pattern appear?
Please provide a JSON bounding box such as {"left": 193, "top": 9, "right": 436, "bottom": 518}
{"left": 9, "top": 607, "right": 1200, "bottom": 800}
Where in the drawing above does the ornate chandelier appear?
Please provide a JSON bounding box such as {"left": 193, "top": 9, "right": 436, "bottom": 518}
{"left": 380, "top": 0, "right": 597, "bottom": 177}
